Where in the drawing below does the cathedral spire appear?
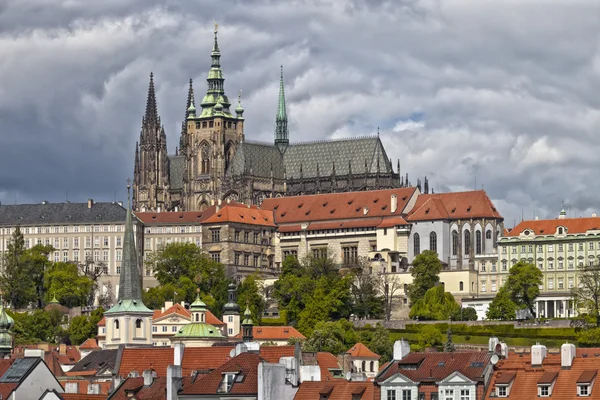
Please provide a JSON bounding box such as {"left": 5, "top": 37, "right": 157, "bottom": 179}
{"left": 186, "top": 79, "right": 194, "bottom": 117}
{"left": 144, "top": 72, "right": 159, "bottom": 127}
{"left": 200, "top": 22, "right": 232, "bottom": 117}
{"left": 275, "top": 65, "right": 289, "bottom": 154}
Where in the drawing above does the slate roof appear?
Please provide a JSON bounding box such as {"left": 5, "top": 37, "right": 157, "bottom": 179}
{"left": 505, "top": 217, "right": 600, "bottom": 237}
{"left": 226, "top": 136, "right": 393, "bottom": 180}
{"left": 67, "top": 349, "right": 118, "bottom": 376}
{"left": 376, "top": 352, "right": 491, "bottom": 383}
{"left": 168, "top": 155, "right": 186, "bottom": 190}
{"left": 0, "top": 202, "right": 128, "bottom": 226}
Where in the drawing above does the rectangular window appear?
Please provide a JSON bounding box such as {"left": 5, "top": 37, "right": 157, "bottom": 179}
{"left": 538, "top": 261, "right": 543, "bottom": 270}
{"left": 402, "top": 390, "right": 411, "bottom": 400}
{"left": 63, "top": 237, "right": 68, "bottom": 248}
{"left": 342, "top": 246, "right": 358, "bottom": 265}
{"left": 195, "top": 237, "right": 201, "bottom": 247}
{"left": 558, "top": 278, "right": 564, "bottom": 290}
{"left": 497, "top": 386, "right": 507, "bottom": 397}
{"left": 528, "top": 245, "right": 533, "bottom": 253}
{"left": 512, "top": 246, "right": 517, "bottom": 254}
{"left": 116, "top": 250, "right": 122, "bottom": 261}
{"left": 54, "top": 252, "right": 59, "bottom": 262}
{"left": 521, "top": 245, "right": 526, "bottom": 253}
{"left": 548, "top": 278, "right": 554, "bottom": 290}
{"left": 253, "top": 255, "right": 259, "bottom": 267}
{"left": 460, "top": 390, "right": 470, "bottom": 400}
{"left": 579, "top": 243, "right": 584, "bottom": 251}
{"left": 253, "top": 232, "right": 259, "bottom": 244}
{"left": 172, "top": 326, "right": 177, "bottom": 332}
{"left": 85, "top": 237, "right": 91, "bottom": 248}
{"left": 539, "top": 385, "right": 549, "bottom": 396}
{"left": 54, "top": 238, "right": 59, "bottom": 248}
{"left": 103, "top": 250, "right": 109, "bottom": 262}
{"left": 73, "top": 250, "right": 79, "bottom": 262}
{"left": 282, "top": 249, "right": 298, "bottom": 260}
{"left": 45, "top": 238, "right": 50, "bottom": 246}
{"left": 387, "top": 390, "right": 396, "bottom": 400}
{"left": 73, "top": 237, "right": 79, "bottom": 248}
{"left": 569, "top": 277, "right": 574, "bottom": 289}
{"left": 502, "top": 261, "right": 507, "bottom": 271}
{"left": 548, "top": 260, "right": 553, "bottom": 270}
{"left": 234, "top": 253, "right": 241, "bottom": 265}
{"left": 537, "top": 244, "right": 543, "bottom": 252}
{"left": 444, "top": 389, "right": 454, "bottom": 400}
{"left": 235, "top": 231, "right": 240, "bottom": 241}
{"left": 104, "top": 237, "right": 109, "bottom": 247}
{"left": 162, "top": 326, "right": 167, "bottom": 332}
{"left": 152, "top": 326, "right": 157, "bottom": 333}
{"left": 558, "top": 244, "right": 563, "bottom": 252}
{"left": 481, "top": 280, "right": 486, "bottom": 292}
{"left": 591, "top": 242, "right": 595, "bottom": 250}
{"left": 244, "top": 232, "right": 249, "bottom": 242}
{"left": 228, "top": 316, "right": 233, "bottom": 323}
{"left": 116, "top": 266, "right": 121, "bottom": 274}
{"left": 94, "top": 237, "right": 100, "bottom": 247}
{"left": 211, "top": 229, "right": 220, "bottom": 242}
{"left": 558, "top": 260, "right": 564, "bottom": 269}
{"left": 210, "top": 252, "right": 221, "bottom": 263}
{"left": 491, "top": 280, "right": 497, "bottom": 292}
{"left": 569, "top": 261, "right": 574, "bottom": 270}
{"left": 549, "top": 244, "right": 554, "bottom": 252}
{"left": 491, "top": 263, "right": 497, "bottom": 272}
{"left": 244, "top": 254, "right": 250, "bottom": 266}
{"left": 569, "top": 243, "right": 574, "bottom": 251}
{"left": 579, "top": 385, "right": 590, "bottom": 396}
{"left": 502, "top": 247, "right": 507, "bottom": 254}
{"left": 481, "top": 264, "right": 486, "bottom": 272}
{"left": 63, "top": 251, "right": 68, "bottom": 262}
{"left": 117, "top": 237, "right": 122, "bottom": 246}
{"left": 94, "top": 250, "right": 99, "bottom": 262}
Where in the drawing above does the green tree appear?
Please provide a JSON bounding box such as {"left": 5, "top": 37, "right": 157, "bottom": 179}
{"left": 237, "top": 274, "right": 266, "bottom": 325}
{"left": 303, "top": 319, "right": 358, "bottom": 355}
{"left": 12, "top": 309, "right": 66, "bottom": 345}
{"left": 504, "top": 261, "right": 543, "bottom": 317}
{"left": 142, "top": 277, "right": 200, "bottom": 310}
{"left": 44, "top": 262, "right": 94, "bottom": 308}
{"left": 578, "top": 327, "right": 600, "bottom": 347}
{"left": 350, "top": 258, "right": 384, "bottom": 319}
{"left": 24, "top": 244, "right": 54, "bottom": 308}
{"left": 572, "top": 263, "right": 600, "bottom": 326}
{"left": 414, "top": 324, "right": 443, "bottom": 351}
{"left": 409, "top": 285, "right": 460, "bottom": 320}
{"left": 68, "top": 307, "right": 104, "bottom": 345}
{"left": 367, "top": 323, "right": 393, "bottom": 362}
{"left": 0, "top": 227, "right": 37, "bottom": 308}
{"left": 406, "top": 250, "right": 442, "bottom": 304}
{"left": 452, "top": 307, "right": 478, "bottom": 321}
{"left": 486, "top": 288, "right": 517, "bottom": 320}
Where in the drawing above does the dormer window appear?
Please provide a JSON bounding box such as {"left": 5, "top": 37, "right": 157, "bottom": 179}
{"left": 558, "top": 227, "right": 564, "bottom": 234}
{"left": 537, "top": 371, "right": 558, "bottom": 397}
{"left": 577, "top": 370, "right": 596, "bottom": 397}
{"left": 217, "top": 372, "right": 238, "bottom": 393}
{"left": 539, "top": 385, "right": 550, "bottom": 397}
{"left": 494, "top": 371, "right": 516, "bottom": 397}
{"left": 579, "top": 385, "right": 591, "bottom": 397}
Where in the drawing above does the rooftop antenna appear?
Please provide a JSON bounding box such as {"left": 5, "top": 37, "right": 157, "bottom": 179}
{"left": 65, "top": 191, "right": 68, "bottom": 202}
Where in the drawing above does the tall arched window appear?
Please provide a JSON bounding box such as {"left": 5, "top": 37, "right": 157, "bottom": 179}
{"left": 135, "top": 319, "right": 142, "bottom": 329}
{"left": 201, "top": 144, "right": 210, "bottom": 174}
{"left": 452, "top": 231, "right": 459, "bottom": 256}
{"left": 464, "top": 230, "right": 471, "bottom": 255}
{"left": 414, "top": 233, "right": 420, "bottom": 255}
{"left": 362, "top": 361, "right": 366, "bottom": 372}
{"left": 370, "top": 361, "right": 375, "bottom": 372}
{"left": 459, "top": 281, "right": 464, "bottom": 291}
{"left": 114, "top": 320, "right": 119, "bottom": 330}
{"left": 486, "top": 230, "right": 492, "bottom": 239}
{"left": 430, "top": 232, "right": 437, "bottom": 253}
{"left": 476, "top": 231, "right": 482, "bottom": 254}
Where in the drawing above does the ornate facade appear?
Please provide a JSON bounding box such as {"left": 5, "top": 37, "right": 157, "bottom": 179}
{"left": 133, "top": 25, "right": 403, "bottom": 213}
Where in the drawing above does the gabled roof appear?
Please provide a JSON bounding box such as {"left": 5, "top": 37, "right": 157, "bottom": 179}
{"left": 376, "top": 352, "right": 491, "bottom": 383}
{"left": 97, "top": 305, "right": 223, "bottom": 327}
{"left": 232, "top": 326, "right": 305, "bottom": 341}
{"left": 227, "top": 142, "right": 285, "bottom": 179}
{"left": 294, "top": 381, "right": 375, "bottom": 400}
{"left": 407, "top": 190, "right": 502, "bottom": 221}
{"left": 505, "top": 217, "right": 600, "bottom": 237}
{"left": 108, "top": 377, "right": 167, "bottom": 400}
{"left": 201, "top": 204, "right": 276, "bottom": 227}
{"left": 0, "top": 202, "right": 129, "bottom": 226}
{"left": 180, "top": 352, "right": 261, "bottom": 395}
{"left": 79, "top": 338, "right": 100, "bottom": 350}
{"left": 347, "top": 343, "right": 380, "bottom": 359}
{"left": 0, "top": 357, "right": 42, "bottom": 383}
{"left": 67, "top": 349, "right": 118, "bottom": 376}
{"left": 316, "top": 352, "right": 343, "bottom": 381}
{"left": 261, "top": 187, "right": 417, "bottom": 225}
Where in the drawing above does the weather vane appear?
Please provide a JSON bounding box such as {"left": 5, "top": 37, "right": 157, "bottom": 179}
{"left": 238, "top": 90, "right": 242, "bottom": 104}
{"left": 214, "top": 19, "right": 218, "bottom": 33}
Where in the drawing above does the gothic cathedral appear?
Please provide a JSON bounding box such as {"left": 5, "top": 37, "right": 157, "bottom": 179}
{"left": 133, "top": 25, "right": 405, "bottom": 212}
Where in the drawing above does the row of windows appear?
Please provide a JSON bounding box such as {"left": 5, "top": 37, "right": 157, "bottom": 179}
{"left": 503, "top": 242, "right": 600, "bottom": 254}
{"left": 387, "top": 388, "right": 471, "bottom": 400}
{"left": 234, "top": 253, "right": 263, "bottom": 267}
{"left": 194, "top": 120, "right": 237, "bottom": 130}
{"left": 144, "top": 226, "right": 202, "bottom": 234}
{"left": 280, "top": 226, "right": 376, "bottom": 237}
{"left": 1, "top": 225, "right": 125, "bottom": 235}
{"left": 152, "top": 325, "right": 181, "bottom": 333}
{"left": 13, "top": 236, "right": 124, "bottom": 250}
{"left": 144, "top": 236, "right": 201, "bottom": 249}
{"left": 479, "top": 276, "right": 576, "bottom": 292}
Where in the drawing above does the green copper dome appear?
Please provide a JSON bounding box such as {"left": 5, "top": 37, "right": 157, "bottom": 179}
{"left": 0, "top": 305, "right": 13, "bottom": 332}
{"left": 0, "top": 302, "right": 13, "bottom": 353}
{"left": 174, "top": 322, "right": 225, "bottom": 339}
{"left": 191, "top": 293, "right": 207, "bottom": 310}
{"left": 242, "top": 306, "right": 253, "bottom": 326}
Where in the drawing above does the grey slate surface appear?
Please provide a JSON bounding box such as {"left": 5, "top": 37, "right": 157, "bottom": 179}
{"left": 69, "top": 349, "right": 118, "bottom": 374}
{"left": 0, "top": 358, "right": 40, "bottom": 382}
{"left": 226, "top": 136, "right": 393, "bottom": 180}
{"left": 169, "top": 155, "right": 186, "bottom": 190}
{"left": 0, "top": 202, "right": 127, "bottom": 226}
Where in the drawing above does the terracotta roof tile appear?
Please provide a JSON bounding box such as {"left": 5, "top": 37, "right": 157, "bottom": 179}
{"left": 109, "top": 377, "right": 167, "bottom": 400}
{"left": 294, "top": 381, "right": 375, "bottom": 400}
{"left": 347, "top": 343, "right": 380, "bottom": 359}
{"left": 180, "top": 352, "right": 261, "bottom": 395}
{"left": 505, "top": 217, "right": 600, "bottom": 237}
{"left": 407, "top": 190, "right": 502, "bottom": 221}
{"left": 232, "top": 326, "right": 305, "bottom": 341}
{"left": 578, "top": 370, "right": 597, "bottom": 384}
{"left": 0, "top": 360, "right": 15, "bottom": 378}
{"left": 258, "top": 346, "right": 295, "bottom": 363}
{"left": 62, "top": 395, "right": 105, "bottom": 400}
{"left": 377, "top": 352, "right": 491, "bottom": 383}
{"left": 79, "top": 338, "right": 100, "bottom": 350}
{"left": 495, "top": 371, "right": 516, "bottom": 384}
{"left": 0, "top": 383, "right": 17, "bottom": 399}
{"left": 202, "top": 204, "right": 276, "bottom": 227}
{"left": 317, "top": 352, "right": 342, "bottom": 381}
{"left": 261, "top": 187, "right": 418, "bottom": 224}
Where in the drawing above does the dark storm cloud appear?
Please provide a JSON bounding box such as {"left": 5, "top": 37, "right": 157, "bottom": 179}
{"left": 1, "top": 0, "right": 599, "bottom": 224}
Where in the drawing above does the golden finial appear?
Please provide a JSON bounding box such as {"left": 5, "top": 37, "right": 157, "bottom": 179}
{"left": 214, "top": 19, "right": 218, "bottom": 34}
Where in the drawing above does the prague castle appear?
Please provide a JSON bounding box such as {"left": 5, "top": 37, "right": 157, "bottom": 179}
{"left": 132, "top": 25, "right": 404, "bottom": 212}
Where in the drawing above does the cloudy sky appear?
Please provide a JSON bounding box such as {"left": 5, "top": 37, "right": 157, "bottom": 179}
{"left": 1, "top": 0, "right": 599, "bottom": 225}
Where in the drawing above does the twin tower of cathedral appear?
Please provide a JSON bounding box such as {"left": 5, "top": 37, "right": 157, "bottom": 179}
{"left": 133, "top": 26, "right": 404, "bottom": 213}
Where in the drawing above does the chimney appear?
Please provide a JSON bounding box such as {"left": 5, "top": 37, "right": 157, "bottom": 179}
{"left": 87, "top": 199, "right": 94, "bottom": 209}
{"left": 535, "top": 216, "right": 539, "bottom": 220}
{"left": 59, "top": 344, "right": 67, "bottom": 355}
{"left": 531, "top": 343, "right": 547, "bottom": 366}
{"left": 164, "top": 301, "right": 174, "bottom": 310}
{"left": 488, "top": 337, "right": 499, "bottom": 353}
{"left": 167, "top": 365, "right": 182, "bottom": 400}
{"left": 173, "top": 342, "right": 184, "bottom": 366}
{"left": 143, "top": 369, "right": 154, "bottom": 386}
{"left": 393, "top": 340, "right": 410, "bottom": 361}
{"left": 593, "top": 213, "right": 597, "bottom": 217}
{"left": 561, "top": 343, "right": 576, "bottom": 369}
{"left": 24, "top": 349, "right": 45, "bottom": 359}
{"left": 391, "top": 194, "right": 398, "bottom": 214}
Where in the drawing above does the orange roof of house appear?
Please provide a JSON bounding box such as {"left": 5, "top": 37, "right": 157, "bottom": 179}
{"left": 108, "top": 377, "right": 167, "bottom": 400}
{"left": 484, "top": 348, "right": 600, "bottom": 399}
{"left": 346, "top": 343, "right": 380, "bottom": 359}
{"left": 79, "top": 338, "right": 100, "bottom": 350}
{"left": 257, "top": 345, "right": 296, "bottom": 363}
{"left": 407, "top": 190, "right": 502, "bottom": 221}
{"left": 62, "top": 395, "right": 106, "bottom": 400}
{"left": 233, "top": 326, "right": 305, "bottom": 341}
{"left": 261, "top": 187, "right": 418, "bottom": 224}
{"left": 505, "top": 217, "right": 600, "bottom": 237}
{"left": 294, "top": 381, "right": 375, "bottom": 400}
{"left": 201, "top": 204, "right": 276, "bottom": 227}
{"left": 135, "top": 201, "right": 252, "bottom": 225}
{"left": 98, "top": 303, "right": 225, "bottom": 327}
{"left": 317, "top": 352, "right": 343, "bottom": 381}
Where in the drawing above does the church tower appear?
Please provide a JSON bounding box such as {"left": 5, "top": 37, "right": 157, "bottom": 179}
{"left": 181, "top": 23, "right": 245, "bottom": 211}
{"left": 133, "top": 73, "right": 170, "bottom": 212}
{"left": 222, "top": 283, "right": 241, "bottom": 337}
{"left": 274, "top": 66, "right": 289, "bottom": 154}
{"left": 104, "top": 184, "right": 153, "bottom": 349}
{"left": 0, "top": 299, "right": 13, "bottom": 358}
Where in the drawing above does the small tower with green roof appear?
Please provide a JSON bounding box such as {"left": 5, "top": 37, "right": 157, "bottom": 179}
{"left": 241, "top": 305, "right": 254, "bottom": 342}
{"left": 104, "top": 181, "right": 153, "bottom": 349}
{"left": 0, "top": 298, "right": 13, "bottom": 358}
{"left": 222, "top": 283, "right": 241, "bottom": 337}
{"left": 171, "top": 290, "right": 226, "bottom": 347}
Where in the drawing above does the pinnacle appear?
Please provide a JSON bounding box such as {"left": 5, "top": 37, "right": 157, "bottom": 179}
{"left": 144, "top": 72, "right": 159, "bottom": 126}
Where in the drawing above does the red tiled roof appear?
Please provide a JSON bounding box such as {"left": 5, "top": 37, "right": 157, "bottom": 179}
{"left": 109, "top": 377, "right": 167, "bottom": 400}
{"left": 495, "top": 371, "right": 516, "bottom": 384}
{"left": 377, "top": 216, "right": 409, "bottom": 228}
{"left": 99, "top": 303, "right": 221, "bottom": 327}
{"left": 79, "top": 338, "right": 100, "bottom": 350}
{"left": 484, "top": 349, "right": 600, "bottom": 399}
{"left": 180, "top": 347, "right": 235, "bottom": 376}
{"left": 62, "top": 395, "right": 105, "bottom": 400}
{"left": 0, "top": 359, "right": 14, "bottom": 378}
{"left": 180, "top": 352, "right": 261, "bottom": 395}
{"left": 232, "top": 326, "right": 305, "bottom": 341}
{"left": 505, "top": 217, "right": 600, "bottom": 237}
{"left": 377, "top": 352, "right": 491, "bottom": 383}
{"left": 294, "top": 381, "right": 375, "bottom": 400}
{"left": 258, "top": 346, "right": 295, "bottom": 363}
{"left": 317, "top": 352, "right": 342, "bottom": 381}
{"left": 578, "top": 370, "right": 597, "bottom": 384}
{"left": 201, "top": 204, "right": 276, "bottom": 227}
{"left": 407, "top": 190, "right": 502, "bottom": 221}
{"left": 135, "top": 211, "right": 206, "bottom": 224}
{"left": 347, "top": 343, "right": 380, "bottom": 359}
{"left": 206, "top": 310, "right": 226, "bottom": 326}
{"left": 0, "top": 383, "right": 17, "bottom": 399}
{"left": 261, "top": 187, "right": 418, "bottom": 224}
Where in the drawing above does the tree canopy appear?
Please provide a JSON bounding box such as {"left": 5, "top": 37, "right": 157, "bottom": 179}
{"left": 44, "top": 262, "right": 94, "bottom": 308}
{"left": 350, "top": 258, "right": 384, "bottom": 319}
{"left": 407, "top": 250, "right": 442, "bottom": 304}
{"left": 504, "top": 261, "right": 542, "bottom": 317}
{"left": 409, "top": 285, "right": 460, "bottom": 320}
{"left": 486, "top": 288, "right": 517, "bottom": 320}
{"left": 237, "top": 274, "right": 266, "bottom": 325}
{"left": 572, "top": 263, "right": 600, "bottom": 326}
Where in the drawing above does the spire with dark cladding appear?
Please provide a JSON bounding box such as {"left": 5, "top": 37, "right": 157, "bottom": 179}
{"left": 145, "top": 72, "right": 159, "bottom": 126}
{"left": 106, "top": 180, "right": 151, "bottom": 314}
{"left": 275, "top": 65, "right": 289, "bottom": 154}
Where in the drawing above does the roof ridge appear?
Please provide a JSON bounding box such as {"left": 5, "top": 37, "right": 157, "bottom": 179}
{"left": 289, "top": 135, "right": 378, "bottom": 146}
